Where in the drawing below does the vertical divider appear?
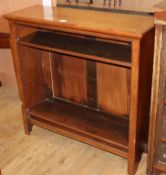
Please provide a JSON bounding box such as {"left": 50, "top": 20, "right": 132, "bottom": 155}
{"left": 86, "top": 60, "right": 98, "bottom": 109}
{"left": 51, "top": 53, "right": 63, "bottom": 99}
{"left": 49, "top": 52, "right": 56, "bottom": 98}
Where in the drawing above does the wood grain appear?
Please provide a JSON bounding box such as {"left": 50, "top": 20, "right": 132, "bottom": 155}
{"left": 86, "top": 60, "right": 97, "bottom": 108}
{"left": 147, "top": 4, "right": 166, "bottom": 174}
{"left": 18, "top": 45, "right": 47, "bottom": 108}
{"left": 29, "top": 99, "right": 129, "bottom": 153}
{"left": 41, "top": 51, "right": 53, "bottom": 98}
{"left": 97, "top": 63, "right": 130, "bottom": 116}
{"left": 52, "top": 53, "right": 87, "bottom": 105}
{"left": 129, "top": 28, "right": 154, "bottom": 175}
{"left": 6, "top": 6, "right": 155, "bottom": 175}
{"left": 5, "top": 6, "right": 154, "bottom": 39}
{"left": 147, "top": 25, "right": 163, "bottom": 175}
{"left": 18, "top": 31, "right": 131, "bottom": 67}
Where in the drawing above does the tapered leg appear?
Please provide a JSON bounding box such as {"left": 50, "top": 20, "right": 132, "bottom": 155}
{"left": 21, "top": 104, "right": 33, "bottom": 135}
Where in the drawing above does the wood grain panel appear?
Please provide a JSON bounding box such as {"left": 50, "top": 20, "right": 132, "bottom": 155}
{"left": 29, "top": 99, "right": 129, "bottom": 154}
{"left": 97, "top": 63, "right": 130, "bottom": 116}
{"left": 18, "top": 31, "right": 131, "bottom": 67}
{"left": 15, "top": 24, "right": 38, "bottom": 39}
{"left": 18, "top": 45, "right": 47, "bottom": 108}
{"left": 41, "top": 51, "right": 53, "bottom": 98}
{"left": 86, "top": 60, "right": 97, "bottom": 108}
{"left": 147, "top": 25, "right": 165, "bottom": 175}
{"left": 52, "top": 53, "right": 87, "bottom": 105}
{"left": 147, "top": 25, "right": 163, "bottom": 175}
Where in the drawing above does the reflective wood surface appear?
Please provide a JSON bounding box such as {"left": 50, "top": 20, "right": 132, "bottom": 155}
{"left": 5, "top": 5, "right": 154, "bottom": 39}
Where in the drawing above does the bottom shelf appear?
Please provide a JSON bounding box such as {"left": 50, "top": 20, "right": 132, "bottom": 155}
{"left": 29, "top": 99, "right": 129, "bottom": 158}
{"left": 161, "top": 138, "right": 166, "bottom": 143}
{"left": 153, "top": 163, "right": 166, "bottom": 174}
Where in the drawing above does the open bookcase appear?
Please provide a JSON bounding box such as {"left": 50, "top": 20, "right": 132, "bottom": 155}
{"left": 17, "top": 28, "right": 131, "bottom": 157}
{"left": 6, "top": 6, "right": 154, "bottom": 175}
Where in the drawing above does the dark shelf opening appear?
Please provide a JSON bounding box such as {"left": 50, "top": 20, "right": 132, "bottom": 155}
{"left": 19, "top": 31, "right": 131, "bottom": 67}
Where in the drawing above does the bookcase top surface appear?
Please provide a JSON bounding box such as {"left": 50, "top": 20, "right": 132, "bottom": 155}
{"left": 5, "top": 5, "right": 154, "bottom": 38}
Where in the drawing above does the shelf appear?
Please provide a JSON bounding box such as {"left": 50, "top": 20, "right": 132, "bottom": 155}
{"left": 29, "top": 99, "right": 129, "bottom": 157}
{"left": 153, "top": 163, "right": 166, "bottom": 173}
{"left": 161, "top": 137, "right": 166, "bottom": 143}
{"left": 18, "top": 31, "right": 131, "bottom": 67}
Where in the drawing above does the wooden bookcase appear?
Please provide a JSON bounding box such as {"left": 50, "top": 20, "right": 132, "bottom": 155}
{"left": 147, "top": 1, "right": 166, "bottom": 175}
{"left": 5, "top": 6, "right": 154, "bottom": 175}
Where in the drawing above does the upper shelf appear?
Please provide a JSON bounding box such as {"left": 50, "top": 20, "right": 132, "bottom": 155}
{"left": 18, "top": 31, "right": 131, "bottom": 67}
{"left": 5, "top": 5, "right": 154, "bottom": 39}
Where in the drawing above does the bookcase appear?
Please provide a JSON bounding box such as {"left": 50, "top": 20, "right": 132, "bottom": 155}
{"left": 5, "top": 6, "right": 154, "bottom": 175}
{"left": 147, "top": 1, "right": 166, "bottom": 174}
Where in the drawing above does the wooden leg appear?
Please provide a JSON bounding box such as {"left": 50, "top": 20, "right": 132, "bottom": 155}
{"left": 21, "top": 104, "right": 33, "bottom": 135}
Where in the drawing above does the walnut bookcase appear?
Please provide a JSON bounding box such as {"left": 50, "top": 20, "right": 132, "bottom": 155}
{"left": 147, "top": 1, "right": 166, "bottom": 174}
{"left": 5, "top": 6, "right": 154, "bottom": 175}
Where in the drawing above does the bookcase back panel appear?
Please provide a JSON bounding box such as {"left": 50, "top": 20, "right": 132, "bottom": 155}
{"left": 51, "top": 53, "right": 87, "bottom": 105}
{"left": 51, "top": 53, "right": 130, "bottom": 117}
{"left": 41, "top": 52, "right": 53, "bottom": 98}
{"left": 18, "top": 45, "right": 49, "bottom": 108}
{"left": 14, "top": 23, "right": 132, "bottom": 117}
{"left": 97, "top": 63, "right": 130, "bottom": 116}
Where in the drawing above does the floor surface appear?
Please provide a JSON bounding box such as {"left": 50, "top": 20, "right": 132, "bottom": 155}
{"left": 0, "top": 86, "right": 147, "bottom": 175}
